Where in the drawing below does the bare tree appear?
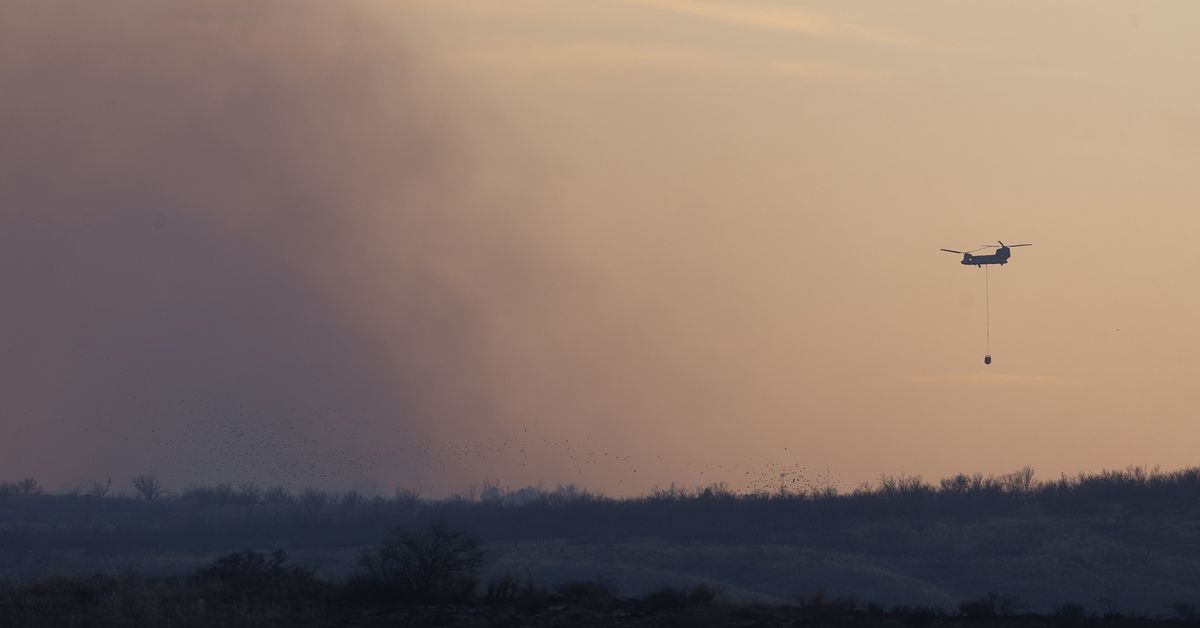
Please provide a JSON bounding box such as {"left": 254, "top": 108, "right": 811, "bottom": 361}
{"left": 1000, "top": 467, "right": 1037, "bottom": 495}
{"left": 89, "top": 477, "right": 113, "bottom": 498}
{"left": 130, "top": 474, "right": 166, "bottom": 501}
{"left": 358, "top": 520, "right": 486, "bottom": 596}
{"left": 262, "top": 486, "right": 293, "bottom": 504}
{"left": 15, "top": 477, "right": 42, "bottom": 495}
{"left": 237, "top": 482, "right": 263, "bottom": 504}
{"left": 480, "top": 479, "right": 503, "bottom": 503}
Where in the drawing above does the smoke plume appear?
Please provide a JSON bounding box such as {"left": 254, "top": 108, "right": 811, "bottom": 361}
{"left": 0, "top": 1, "right": 548, "bottom": 490}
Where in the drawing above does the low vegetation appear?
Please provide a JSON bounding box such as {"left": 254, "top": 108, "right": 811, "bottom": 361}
{"left": 3, "top": 467, "right": 1200, "bottom": 621}
{"left": 1, "top": 522, "right": 1196, "bottom": 627}
{"left": 6, "top": 464, "right": 1200, "bottom": 515}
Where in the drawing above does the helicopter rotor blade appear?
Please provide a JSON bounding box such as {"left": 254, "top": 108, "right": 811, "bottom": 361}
{"left": 1008, "top": 243, "right": 1032, "bottom": 247}
{"left": 940, "top": 248, "right": 966, "bottom": 254}
{"left": 998, "top": 240, "right": 1006, "bottom": 247}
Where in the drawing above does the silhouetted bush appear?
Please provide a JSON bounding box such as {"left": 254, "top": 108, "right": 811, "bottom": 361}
{"left": 697, "top": 482, "right": 733, "bottom": 499}
{"left": 642, "top": 584, "right": 720, "bottom": 610}
{"left": 16, "top": 464, "right": 1200, "bottom": 522}
{"left": 0, "top": 567, "right": 1183, "bottom": 627}
{"left": 181, "top": 483, "right": 239, "bottom": 505}
{"left": 797, "top": 589, "right": 859, "bottom": 619}
{"left": 130, "top": 474, "right": 166, "bottom": 501}
{"left": 16, "top": 477, "right": 43, "bottom": 496}
{"left": 485, "top": 572, "right": 522, "bottom": 599}
{"left": 486, "top": 571, "right": 545, "bottom": 607}
{"left": 193, "top": 549, "right": 322, "bottom": 601}
{"left": 892, "top": 604, "right": 945, "bottom": 626}
{"left": 393, "top": 488, "right": 423, "bottom": 507}
{"left": 959, "top": 593, "right": 998, "bottom": 618}
{"left": 89, "top": 477, "right": 112, "bottom": 498}
{"left": 1169, "top": 601, "right": 1198, "bottom": 621}
{"left": 940, "top": 472, "right": 997, "bottom": 495}
{"left": 357, "top": 520, "right": 486, "bottom": 600}
{"left": 1055, "top": 602, "right": 1088, "bottom": 621}
{"left": 340, "top": 490, "right": 364, "bottom": 510}
{"left": 554, "top": 579, "right": 617, "bottom": 608}
{"left": 1098, "top": 597, "right": 1121, "bottom": 619}
{"left": 262, "top": 486, "right": 294, "bottom": 505}
{"left": 237, "top": 482, "right": 262, "bottom": 505}
{"left": 298, "top": 488, "right": 330, "bottom": 512}
{"left": 1001, "top": 467, "right": 1037, "bottom": 495}
{"left": 1, "top": 477, "right": 44, "bottom": 497}
{"left": 877, "top": 474, "right": 933, "bottom": 499}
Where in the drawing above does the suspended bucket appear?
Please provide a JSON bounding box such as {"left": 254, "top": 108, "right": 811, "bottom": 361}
{"left": 984, "top": 354, "right": 992, "bottom": 365}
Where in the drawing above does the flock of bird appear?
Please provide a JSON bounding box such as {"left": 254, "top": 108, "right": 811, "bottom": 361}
{"left": 10, "top": 408, "right": 840, "bottom": 498}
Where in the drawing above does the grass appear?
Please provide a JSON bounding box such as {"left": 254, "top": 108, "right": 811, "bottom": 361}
{"left": 4, "top": 466, "right": 1200, "bottom": 619}
{"left": 0, "top": 561, "right": 1193, "bottom": 627}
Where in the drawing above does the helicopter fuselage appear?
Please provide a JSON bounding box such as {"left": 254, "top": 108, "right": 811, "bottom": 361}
{"left": 961, "top": 248, "right": 1011, "bottom": 266}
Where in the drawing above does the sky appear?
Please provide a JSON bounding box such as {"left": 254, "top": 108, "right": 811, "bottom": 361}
{"left": 2, "top": 0, "right": 1199, "bottom": 496}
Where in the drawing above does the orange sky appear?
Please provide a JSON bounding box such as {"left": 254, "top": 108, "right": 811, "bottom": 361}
{"left": 2, "top": 1, "right": 1198, "bottom": 495}
{"left": 394, "top": 0, "right": 1200, "bottom": 491}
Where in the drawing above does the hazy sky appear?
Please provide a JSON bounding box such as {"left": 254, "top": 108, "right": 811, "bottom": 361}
{"left": 3, "top": 1, "right": 1199, "bottom": 495}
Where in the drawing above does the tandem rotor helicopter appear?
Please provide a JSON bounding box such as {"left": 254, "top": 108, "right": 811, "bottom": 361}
{"left": 939, "top": 241, "right": 1032, "bottom": 365}
{"left": 940, "top": 241, "right": 1031, "bottom": 267}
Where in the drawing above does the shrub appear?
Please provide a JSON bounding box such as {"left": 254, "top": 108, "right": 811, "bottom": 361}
{"left": 1000, "top": 467, "right": 1036, "bottom": 495}
{"left": 697, "top": 482, "right": 732, "bottom": 499}
{"left": 299, "top": 489, "right": 329, "bottom": 512}
{"left": 339, "top": 490, "right": 364, "bottom": 510}
{"left": 0, "top": 478, "right": 44, "bottom": 496}
{"left": 642, "top": 584, "right": 720, "bottom": 610}
{"left": 486, "top": 571, "right": 545, "bottom": 606}
{"left": 393, "top": 488, "right": 422, "bottom": 507}
{"left": 89, "top": 477, "right": 112, "bottom": 498}
{"left": 959, "top": 593, "right": 998, "bottom": 618}
{"left": 194, "top": 550, "right": 321, "bottom": 601}
{"left": 480, "top": 480, "right": 503, "bottom": 503}
{"left": 892, "top": 605, "right": 945, "bottom": 626}
{"left": 553, "top": 579, "right": 616, "bottom": 608}
{"left": 262, "top": 486, "right": 294, "bottom": 505}
{"left": 236, "top": 482, "right": 262, "bottom": 504}
{"left": 939, "top": 473, "right": 992, "bottom": 494}
{"left": 877, "top": 474, "right": 932, "bottom": 498}
{"left": 797, "top": 589, "right": 858, "bottom": 618}
{"left": 1055, "top": 602, "right": 1088, "bottom": 619}
{"left": 1170, "top": 601, "right": 1199, "bottom": 621}
{"left": 15, "top": 477, "right": 42, "bottom": 495}
{"left": 180, "top": 483, "right": 240, "bottom": 506}
{"left": 130, "top": 474, "right": 166, "bottom": 501}
{"left": 357, "top": 520, "right": 486, "bottom": 600}
{"left": 486, "top": 572, "right": 522, "bottom": 600}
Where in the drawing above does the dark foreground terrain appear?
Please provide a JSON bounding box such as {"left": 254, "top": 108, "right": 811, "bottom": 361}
{"left": 4, "top": 561, "right": 1199, "bottom": 628}
{"left": 3, "top": 466, "right": 1200, "bottom": 622}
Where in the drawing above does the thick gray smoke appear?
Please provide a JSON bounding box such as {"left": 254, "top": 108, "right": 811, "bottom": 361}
{"left": 0, "top": 1, "right": 542, "bottom": 490}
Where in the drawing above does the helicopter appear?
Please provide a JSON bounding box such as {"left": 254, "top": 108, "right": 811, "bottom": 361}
{"left": 940, "top": 241, "right": 1031, "bottom": 267}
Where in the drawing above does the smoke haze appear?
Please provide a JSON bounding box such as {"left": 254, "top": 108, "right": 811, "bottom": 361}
{"left": 0, "top": 1, "right": 561, "bottom": 491}
{"left": 4, "top": 1, "right": 1200, "bottom": 496}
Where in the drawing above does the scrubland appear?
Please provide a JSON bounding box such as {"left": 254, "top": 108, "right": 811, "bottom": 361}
{"left": 3, "top": 466, "right": 1200, "bottom": 625}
